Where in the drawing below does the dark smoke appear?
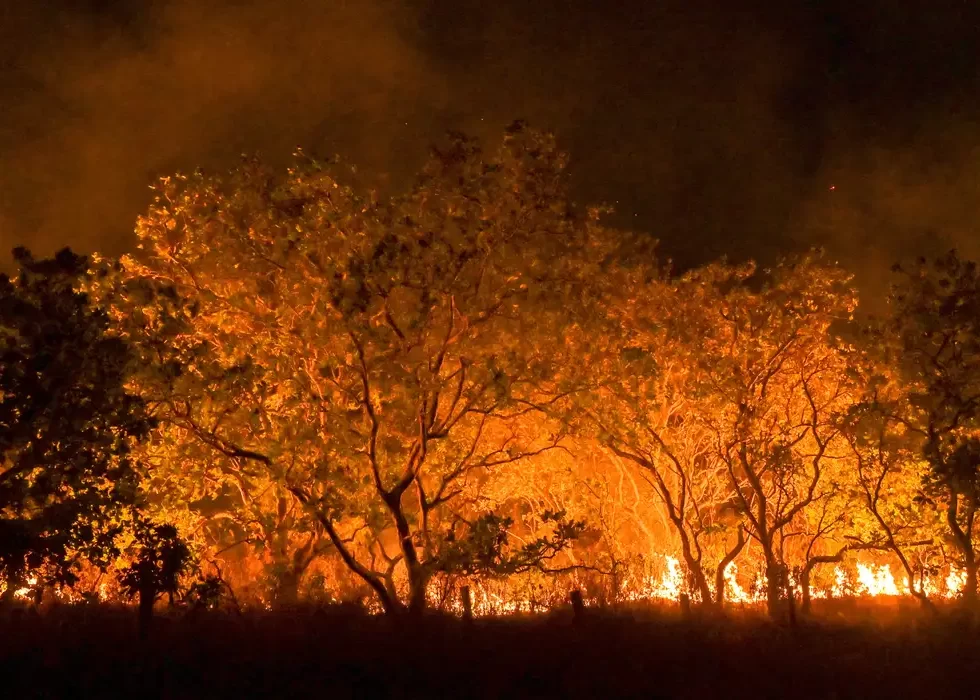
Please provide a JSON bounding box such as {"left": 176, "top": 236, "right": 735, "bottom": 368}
{"left": 0, "top": 0, "right": 446, "bottom": 258}
{"left": 2, "top": 0, "right": 980, "bottom": 299}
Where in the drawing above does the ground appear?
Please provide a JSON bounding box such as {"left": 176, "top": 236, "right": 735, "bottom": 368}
{"left": 0, "top": 600, "right": 975, "bottom": 699}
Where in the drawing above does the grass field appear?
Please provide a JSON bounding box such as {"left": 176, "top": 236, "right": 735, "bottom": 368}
{"left": 1, "top": 600, "right": 977, "bottom": 699}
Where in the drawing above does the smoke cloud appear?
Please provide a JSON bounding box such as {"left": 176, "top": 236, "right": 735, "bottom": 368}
{"left": 2, "top": 0, "right": 980, "bottom": 299}
{"left": 0, "top": 0, "right": 446, "bottom": 258}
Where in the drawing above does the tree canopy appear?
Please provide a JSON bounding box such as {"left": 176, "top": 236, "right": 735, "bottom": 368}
{"left": 103, "top": 124, "right": 606, "bottom": 613}
{"left": 0, "top": 248, "right": 152, "bottom": 594}
{"left": 3, "top": 127, "right": 979, "bottom": 618}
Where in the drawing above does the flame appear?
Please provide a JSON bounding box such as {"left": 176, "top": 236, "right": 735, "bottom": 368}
{"left": 618, "top": 555, "right": 687, "bottom": 602}
{"left": 1, "top": 559, "right": 971, "bottom": 616}
{"left": 424, "top": 557, "right": 971, "bottom": 618}
{"left": 855, "top": 563, "right": 901, "bottom": 597}
{"left": 722, "top": 562, "right": 752, "bottom": 604}
{"left": 12, "top": 576, "right": 38, "bottom": 600}
{"left": 833, "top": 565, "right": 848, "bottom": 598}
{"left": 946, "top": 569, "right": 967, "bottom": 596}
{"left": 643, "top": 554, "right": 685, "bottom": 601}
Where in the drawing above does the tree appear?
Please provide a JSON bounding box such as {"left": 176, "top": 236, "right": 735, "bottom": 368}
{"left": 118, "top": 517, "right": 192, "bottom": 638}
{"left": 863, "top": 251, "right": 980, "bottom": 605}
{"left": 840, "top": 394, "right": 940, "bottom": 609}
{"left": 793, "top": 478, "right": 852, "bottom": 614}
{"left": 108, "top": 125, "right": 602, "bottom": 614}
{"left": 577, "top": 254, "right": 857, "bottom": 616}
{"left": 576, "top": 264, "right": 745, "bottom": 608}
{"left": 695, "top": 257, "right": 856, "bottom": 619}
{"left": 0, "top": 248, "right": 152, "bottom": 597}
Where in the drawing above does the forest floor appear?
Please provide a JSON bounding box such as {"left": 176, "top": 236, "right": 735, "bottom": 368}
{"left": 0, "top": 599, "right": 976, "bottom": 699}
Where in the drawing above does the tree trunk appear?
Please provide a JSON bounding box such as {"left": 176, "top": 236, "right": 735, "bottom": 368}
{"left": 947, "top": 492, "right": 978, "bottom": 608}
{"left": 570, "top": 589, "right": 586, "bottom": 622}
{"left": 764, "top": 561, "right": 784, "bottom": 620}
{"left": 460, "top": 586, "right": 473, "bottom": 621}
{"left": 800, "top": 552, "right": 847, "bottom": 616}
{"left": 679, "top": 593, "right": 692, "bottom": 619}
{"left": 274, "top": 543, "right": 315, "bottom": 606}
{"left": 714, "top": 527, "right": 746, "bottom": 609}
{"left": 800, "top": 567, "right": 812, "bottom": 615}
{"left": 273, "top": 568, "right": 301, "bottom": 606}
{"left": 385, "top": 492, "right": 427, "bottom": 617}
{"left": 676, "top": 531, "right": 712, "bottom": 606}
{"left": 964, "top": 560, "right": 978, "bottom": 607}
{"left": 785, "top": 569, "right": 797, "bottom": 627}
{"left": 138, "top": 584, "right": 156, "bottom": 641}
{"left": 407, "top": 570, "right": 428, "bottom": 616}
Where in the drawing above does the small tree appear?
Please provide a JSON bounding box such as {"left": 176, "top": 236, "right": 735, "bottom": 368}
{"left": 118, "top": 518, "right": 192, "bottom": 638}
{"left": 578, "top": 255, "right": 857, "bottom": 616}
{"left": 699, "top": 257, "right": 856, "bottom": 619}
{"left": 840, "top": 372, "right": 940, "bottom": 609}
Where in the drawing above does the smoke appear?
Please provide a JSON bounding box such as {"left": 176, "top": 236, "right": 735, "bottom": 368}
{"left": 2, "top": 0, "right": 980, "bottom": 300}
{"left": 785, "top": 0, "right": 980, "bottom": 301}
{"left": 413, "top": 0, "right": 813, "bottom": 269}
{"left": 0, "top": 0, "right": 446, "bottom": 259}
{"left": 791, "top": 114, "right": 980, "bottom": 298}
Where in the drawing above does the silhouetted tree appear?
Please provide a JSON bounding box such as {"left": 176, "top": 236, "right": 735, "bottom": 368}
{"left": 865, "top": 251, "right": 980, "bottom": 605}
{"left": 118, "top": 518, "right": 192, "bottom": 638}
{"left": 0, "top": 248, "right": 152, "bottom": 597}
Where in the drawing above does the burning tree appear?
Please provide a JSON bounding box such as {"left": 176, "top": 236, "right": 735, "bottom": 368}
{"left": 94, "top": 256, "right": 329, "bottom": 604}
{"left": 575, "top": 253, "right": 859, "bottom": 615}
{"left": 576, "top": 262, "right": 745, "bottom": 608}
{"left": 840, "top": 393, "right": 940, "bottom": 608}
{"left": 689, "top": 257, "right": 857, "bottom": 618}
{"left": 859, "top": 251, "right": 980, "bottom": 605}
{"left": 106, "top": 125, "right": 603, "bottom": 614}
{"left": 64, "top": 122, "right": 980, "bottom": 616}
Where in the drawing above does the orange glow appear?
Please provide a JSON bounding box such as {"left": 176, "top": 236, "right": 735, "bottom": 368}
{"left": 855, "top": 563, "right": 901, "bottom": 597}
{"left": 411, "top": 558, "right": 970, "bottom": 617}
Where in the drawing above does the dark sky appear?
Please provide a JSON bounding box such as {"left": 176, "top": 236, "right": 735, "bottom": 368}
{"left": 3, "top": 0, "right": 980, "bottom": 291}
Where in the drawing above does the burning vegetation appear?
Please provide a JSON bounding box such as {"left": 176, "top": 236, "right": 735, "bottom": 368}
{"left": 3, "top": 125, "right": 980, "bottom": 624}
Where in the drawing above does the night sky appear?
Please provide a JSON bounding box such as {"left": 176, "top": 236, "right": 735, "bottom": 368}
{"left": 2, "top": 0, "right": 980, "bottom": 292}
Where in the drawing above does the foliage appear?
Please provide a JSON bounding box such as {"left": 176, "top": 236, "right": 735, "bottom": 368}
{"left": 117, "top": 518, "right": 192, "bottom": 604}
{"left": 14, "top": 128, "right": 976, "bottom": 616}
{"left": 839, "top": 356, "right": 941, "bottom": 604}
{"left": 860, "top": 250, "right": 980, "bottom": 602}
{"left": 104, "top": 124, "right": 605, "bottom": 613}
{"left": 0, "top": 248, "right": 152, "bottom": 592}
{"left": 432, "top": 509, "right": 586, "bottom": 578}
{"left": 574, "top": 252, "right": 859, "bottom": 612}
{"left": 185, "top": 574, "right": 234, "bottom": 611}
